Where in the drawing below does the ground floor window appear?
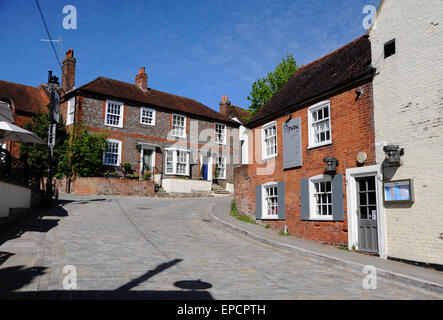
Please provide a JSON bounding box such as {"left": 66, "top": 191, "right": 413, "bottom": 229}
{"left": 311, "top": 176, "right": 332, "bottom": 220}
{"left": 165, "top": 149, "right": 190, "bottom": 176}
{"left": 103, "top": 139, "right": 121, "bottom": 166}
{"left": 263, "top": 184, "right": 278, "bottom": 219}
{"left": 215, "top": 156, "right": 226, "bottom": 179}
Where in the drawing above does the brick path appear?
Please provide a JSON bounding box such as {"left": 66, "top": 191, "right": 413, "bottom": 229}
{"left": 0, "top": 195, "right": 441, "bottom": 299}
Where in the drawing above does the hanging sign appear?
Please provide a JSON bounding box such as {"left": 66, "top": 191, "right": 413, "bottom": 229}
{"left": 282, "top": 117, "right": 302, "bottom": 169}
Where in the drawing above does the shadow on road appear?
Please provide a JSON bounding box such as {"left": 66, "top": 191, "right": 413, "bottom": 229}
{"left": 0, "top": 265, "right": 47, "bottom": 293}
{"left": 0, "top": 251, "right": 15, "bottom": 266}
{"left": 0, "top": 259, "right": 214, "bottom": 300}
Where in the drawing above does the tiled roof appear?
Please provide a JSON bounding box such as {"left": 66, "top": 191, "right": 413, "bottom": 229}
{"left": 0, "top": 80, "right": 49, "bottom": 114}
{"left": 67, "top": 77, "right": 239, "bottom": 126}
{"left": 230, "top": 105, "right": 251, "bottom": 125}
{"left": 246, "top": 35, "right": 374, "bottom": 127}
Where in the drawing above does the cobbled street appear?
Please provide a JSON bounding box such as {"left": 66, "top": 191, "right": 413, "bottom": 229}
{"left": 0, "top": 195, "right": 441, "bottom": 300}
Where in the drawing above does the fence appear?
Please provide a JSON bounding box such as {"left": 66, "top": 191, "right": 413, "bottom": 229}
{"left": 0, "top": 149, "right": 41, "bottom": 190}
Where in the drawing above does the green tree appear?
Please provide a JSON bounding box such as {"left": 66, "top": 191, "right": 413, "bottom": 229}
{"left": 19, "top": 112, "right": 69, "bottom": 177}
{"left": 247, "top": 53, "right": 300, "bottom": 114}
{"left": 70, "top": 127, "right": 107, "bottom": 177}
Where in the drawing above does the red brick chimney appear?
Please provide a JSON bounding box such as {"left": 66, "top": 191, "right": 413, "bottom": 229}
{"left": 219, "top": 95, "right": 231, "bottom": 117}
{"left": 62, "top": 49, "right": 76, "bottom": 92}
{"left": 135, "top": 67, "right": 148, "bottom": 90}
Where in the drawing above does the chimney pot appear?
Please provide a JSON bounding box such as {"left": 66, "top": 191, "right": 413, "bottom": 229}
{"left": 219, "top": 94, "right": 231, "bottom": 117}
{"left": 135, "top": 67, "right": 148, "bottom": 90}
{"left": 62, "top": 49, "right": 76, "bottom": 92}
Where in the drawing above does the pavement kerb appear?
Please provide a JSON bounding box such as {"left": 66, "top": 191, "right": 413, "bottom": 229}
{"left": 208, "top": 203, "right": 443, "bottom": 296}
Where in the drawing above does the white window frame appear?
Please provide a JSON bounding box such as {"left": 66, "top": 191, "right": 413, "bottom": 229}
{"left": 103, "top": 139, "right": 122, "bottom": 167}
{"left": 261, "top": 182, "right": 279, "bottom": 220}
{"left": 164, "top": 148, "right": 190, "bottom": 176}
{"left": 308, "top": 101, "right": 332, "bottom": 149}
{"left": 262, "top": 121, "right": 278, "bottom": 160}
{"left": 104, "top": 100, "right": 124, "bottom": 128}
{"left": 140, "top": 107, "right": 156, "bottom": 126}
{"left": 172, "top": 114, "right": 186, "bottom": 138}
{"left": 215, "top": 156, "right": 226, "bottom": 179}
{"left": 214, "top": 123, "right": 226, "bottom": 145}
{"left": 66, "top": 97, "right": 75, "bottom": 125}
{"left": 309, "top": 174, "right": 333, "bottom": 221}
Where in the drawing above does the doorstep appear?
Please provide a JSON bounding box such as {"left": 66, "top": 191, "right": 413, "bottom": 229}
{"left": 208, "top": 201, "right": 443, "bottom": 295}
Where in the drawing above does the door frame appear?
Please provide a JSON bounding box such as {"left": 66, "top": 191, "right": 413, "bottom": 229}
{"left": 346, "top": 165, "right": 387, "bottom": 258}
{"left": 199, "top": 154, "right": 213, "bottom": 181}
{"left": 140, "top": 146, "right": 156, "bottom": 176}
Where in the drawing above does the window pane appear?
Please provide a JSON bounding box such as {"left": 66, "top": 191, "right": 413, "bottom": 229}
{"left": 359, "top": 192, "right": 367, "bottom": 205}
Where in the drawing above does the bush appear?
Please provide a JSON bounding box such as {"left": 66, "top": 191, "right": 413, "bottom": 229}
{"left": 70, "top": 127, "right": 107, "bottom": 177}
{"left": 20, "top": 112, "right": 69, "bottom": 178}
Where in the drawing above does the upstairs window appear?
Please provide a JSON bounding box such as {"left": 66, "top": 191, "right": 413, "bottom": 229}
{"left": 140, "top": 107, "right": 156, "bottom": 126}
{"left": 262, "top": 121, "right": 277, "bottom": 159}
{"left": 105, "top": 100, "right": 124, "bottom": 128}
{"left": 215, "top": 123, "right": 226, "bottom": 144}
{"left": 308, "top": 101, "right": 331, "bottom": 148}
{"left": 66, "top": 97, "right": 75, "bottom": 125}
{"left": 384, "top": 39, "right": 396, "bottom": 59}
{"left": 172, "top": 114, "right": 186, "bottom": 138}
{"left": 103, "top": 139, "right": 122, "bottom": 166}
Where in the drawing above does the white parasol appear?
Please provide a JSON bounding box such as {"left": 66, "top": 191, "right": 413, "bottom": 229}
{"left": 0, "top": 121, "right": 46, "bottom": 145}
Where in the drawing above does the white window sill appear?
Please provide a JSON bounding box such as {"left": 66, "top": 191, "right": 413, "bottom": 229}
{"left": 103, "top": 163, "right": 120, "bottom": 167}
{"left": 262, "top": 154, "right": 278, "bottom": 161}
{"left": 140, "top": 122, "right": 155, "bottom": 126}
{"left": 309, "top": 216, "right": 333, "bottom": 221}
{"left": 307, "top": 141, "right": 332, "bottom": 150}
{"left": 105, "top": 124, "right": 123, "bottom": 129}
{"left": 261, "top": 215, "right": 279, "bottom": 220}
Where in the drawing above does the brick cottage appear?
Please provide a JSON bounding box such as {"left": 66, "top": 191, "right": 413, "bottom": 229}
{"left": 0, "top": 80, "right": 50, "bottom": 157}
{"left": 235, "top": 35, "right": 376, "bottom": 246}
{"left": 60, "top": 50, "right": 240, "bottom": 195}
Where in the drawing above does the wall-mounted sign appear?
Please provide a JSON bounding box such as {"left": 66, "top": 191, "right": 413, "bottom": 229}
{"left": 282, "top": 117, "right": 302, "bottom": 169}
{"left": 383, "top": 179, "right": 414, "bottom": 204}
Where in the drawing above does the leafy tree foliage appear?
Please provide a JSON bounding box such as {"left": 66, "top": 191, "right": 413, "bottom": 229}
{"left": 247, "top": 53, "right": 300, "bottom": 114}
{"left": 19, "top": 112, "right": 69, "bottom": 177}
{"left": 70, "top": 127, "right": 107, "bottom": 177}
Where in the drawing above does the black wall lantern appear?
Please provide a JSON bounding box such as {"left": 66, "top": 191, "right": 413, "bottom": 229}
{"left": 324, "top": 156, "right": 339, "bottom": 173}
{"left": 383, "top": 144, "right": 404, "bottom": 167}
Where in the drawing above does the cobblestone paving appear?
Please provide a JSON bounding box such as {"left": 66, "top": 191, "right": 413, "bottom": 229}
{"left": 0, "top": 195, "right": 441, "bottom": 300}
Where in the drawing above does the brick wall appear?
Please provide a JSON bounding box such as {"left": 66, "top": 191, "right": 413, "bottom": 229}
{"left": 234, "top": 165, "right": 253, "bottom": 217}
{"left": 236, "top": 81, "right": 375, "bottom": 245}
{"left": 68, "top": 93, "right": 238, "bottom": 184}
{"left": 370, "top": 0, "right": 443, "bottom": 264}
{"left": 58, "top": 177, "right": 154, "bottom": 196}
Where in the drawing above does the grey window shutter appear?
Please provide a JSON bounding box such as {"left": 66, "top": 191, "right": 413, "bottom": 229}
{"left": 277, "top": 182, "right": 286, "bottom": 220}
{"left": 332, "top": 174, "right": 344, "bottom": 221}
{"left": 300, "top": 178, "right": 310, "bottom": 220}
{"left": 255, "top": 185, "right": 262, "bottom": 219}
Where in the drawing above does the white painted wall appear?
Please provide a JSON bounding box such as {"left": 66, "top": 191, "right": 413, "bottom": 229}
{"left": 232, "top": 117, "right": 249, "bottom": 165}
{"left": 162, "top": 179, "right": 212, "bottom": 193}
{"left": 226, "top": 183, "right": 234, "bottom": 194}
{"left": 0, "top": 181, "right": 31, "bottom": 218}
{"left": 369, "top": 0, "right": 443, "bottom": 264}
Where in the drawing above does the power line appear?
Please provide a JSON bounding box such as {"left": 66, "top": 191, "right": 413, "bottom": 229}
{"left": 34, "top": 0, "right": 67, "bottom": 93}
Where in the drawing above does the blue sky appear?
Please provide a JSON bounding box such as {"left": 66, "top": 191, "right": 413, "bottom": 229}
{"left": 0, "top": 0, "right": 380, "bottom": 111}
